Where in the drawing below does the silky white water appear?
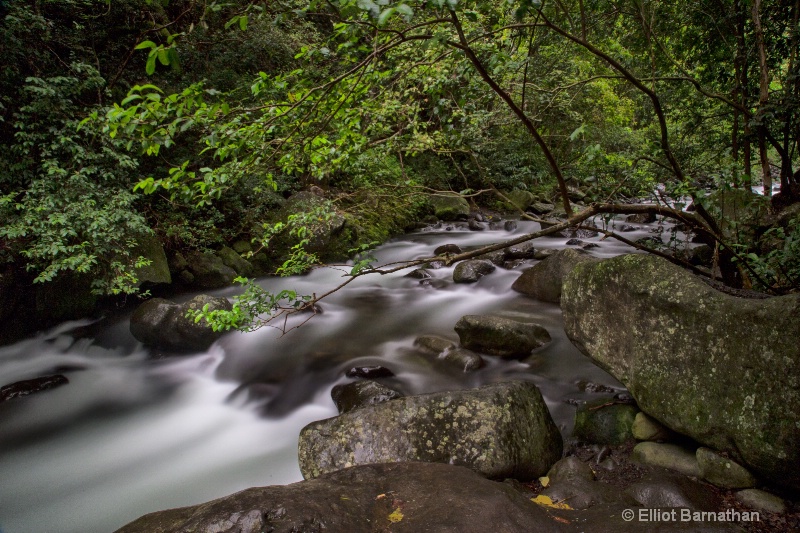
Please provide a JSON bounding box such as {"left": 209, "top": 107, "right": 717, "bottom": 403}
{"left": 0, "top": 217, "right": 664, "bottom": 533}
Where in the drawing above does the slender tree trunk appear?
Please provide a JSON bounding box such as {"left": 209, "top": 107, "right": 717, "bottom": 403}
{"left": 751, "top": 0, "right": 772, "bottom": 195}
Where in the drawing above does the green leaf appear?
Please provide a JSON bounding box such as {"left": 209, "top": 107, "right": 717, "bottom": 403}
{"left": 239, "top": 15, "right": 248, "bottom": 31}
{"left": 135, "top": 40, "right": 156, "bottom": 50}
{"left": 157, "top": 48, "right": 170, "bottom": 66}
{"left": 378, "top": 7, "right": 395, "bottom": 26}
{"left": 146, "top": 54, "right": 157, "bottom": 75}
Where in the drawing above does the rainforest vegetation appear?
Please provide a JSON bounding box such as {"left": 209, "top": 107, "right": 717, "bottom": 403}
{"left": 1, "top": 0, "right": 799, "bottom": 335}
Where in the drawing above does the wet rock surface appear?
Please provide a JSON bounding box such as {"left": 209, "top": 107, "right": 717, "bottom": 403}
{"left": 0, "top": 374, "right": 69, "bottom": 403}
{"left": 454, "top": 314, "right": 551, "bottom": 357}
{"left": 330, "top": 380, "right": 403, "bottom": 414}
{"left": 512, "top": 248, "right": 597, "bottom": 303}
{"left": 453, "top": 259, "right": 496, "bottom": 283}
{"left": 129, "top": 295, "right": 232, "bottom": 352}
{"left": 298, "top": 381, "right": 563, "bottom": 481}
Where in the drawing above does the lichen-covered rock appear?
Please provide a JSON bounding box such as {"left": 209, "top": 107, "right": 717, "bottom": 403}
{"left": 330, "top": 381, "right": 403, "bottom": 414}
{"left": 429, "top": 193, "right": 470, "bottom": 221}
{"left": 115, "top": 462, "right": 563, "bottom": 533}
{"left": 130, "top": 295, "right": 232, "bottom": 352}
{"left": 573, "top": 398, "right": 638, "bottom": 445}
{"left": 561, "top": 253, "right": 800, "bottom": 489}
{"left": 298, "top": 381, "right": 563, "bottom": 481}
{"left": 512, "top": 248, "right": 597, "bottom": 303}
{"left": 455, "top": 315, "right": 551, "bottom": 357}
{"left": 453, "top": 260, "right": 495, "bottom": 283}
{"left": 696, "top": 447, "right": 757, "bottom": 489}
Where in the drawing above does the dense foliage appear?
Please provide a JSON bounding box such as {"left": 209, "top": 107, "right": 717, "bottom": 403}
{"left": 1, "top": 0, "right": 799, "bottom": 316}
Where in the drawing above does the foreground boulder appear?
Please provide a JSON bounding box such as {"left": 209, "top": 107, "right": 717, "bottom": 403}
{"left": 298, "top": 381, "right": 562, "bottom": 481}
{"left": 130, "top": 295, "right": 232, "bottom": 352}
{"left": 512, "top": 248, "right": 597, "bottom": 302}
{"left": 115, "top": 462, "right": 564, "bottom": 533}
{"left": 561, "top": 254, "right": 800, "bottom": 489}
{"left": 454, "top": 315, "right": 551, "bottom": 357}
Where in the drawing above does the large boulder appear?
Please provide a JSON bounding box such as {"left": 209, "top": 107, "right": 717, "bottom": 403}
{"left": 453, "top": 259, "right": 495, "bottom": 283}
{"left": 130, "top": 233, "right": 171, "bottom": 286}
{"left": 561, "top": 254, "right": 800, "bottom": 489}
{"left": 115, "top": 462, "right": 564, "bottom": 533}
{"left": 454, "top": 315, "right": 551, "bottom": 357}
{"left": 130, "top": 295, "right": 232, "bottom": 352}
{"left": 298, "top": 381, "right": 563, "bottom": 481}
{"left": 512, "top": 248, "right": 597, "bottom": 303}
{"left": 429, "top": 193, "right": 470, "bottom": 221}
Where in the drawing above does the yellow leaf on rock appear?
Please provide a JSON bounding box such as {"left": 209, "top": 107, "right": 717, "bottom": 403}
{"left": 388, "top": 507, "right": 404, "bottom": 523}
{"left": 539, "top": 476, "right": 550, "bottom": 487}
{"left": 531, "top": 495, "right": 573, "bottom": 510}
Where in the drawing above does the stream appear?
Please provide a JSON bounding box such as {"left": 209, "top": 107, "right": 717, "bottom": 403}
{"left": 0, "top": 216, "right": 671, "bottom": 533}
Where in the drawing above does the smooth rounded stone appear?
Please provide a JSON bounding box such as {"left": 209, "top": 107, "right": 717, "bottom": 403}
{"left": 566, "top": 238, "right": 583, "bottom": 246}
{"left": 345, "top": 366, "right": 394, "bottom": 379}
{"left": 130, "top": 295, "right": 232, "bottom": 352}
{"left": 631, "top": 442, "right": 701, "bottom": 478}
{"left": 453, "top": 260, "right": 495, "bottom": 283}
{"left": 404, "top": 268, "right": 432, "bottom": 280}
{"left": 504, "top": 220, "right": 518, "bottom": 231}
{"left": 511, "top": 248, "right": 597, "bottom": 303}
{"left": 433, "top": 243, "right": 462, "bottom": 255}
{"left": 618, "top": 224, "right": 637, "bottom": 232}
{"left": 626, "top": 470, "right": 721, "bottom": 511}
{"left": 735, "top": 488, "right": 787, "bottom": 514}
{"left": 561, "top": 253, "right": 800, "bottom": 489}
{"left": 503, "top": 189, "right": 535, "bottom": 211}
{"left": 505, "top": 241, "right": 536, "bottom": 259}
{"left": 298, "top": 381, "right": 563, "bottom": 481}
{"left": 696, "top": 447, "right": 757, "bottom": 489}
{"left": 116, "top": 462, "right": 564, "bottom": 533}
{"left": 573, "top": 398, "right": 638, "bottom": 445}
{"left": 440, "top": 347, "right": 485, "bottom": 372}
{"left": 534, "top": 249, "right": 554, "bottom": 260}
{"left": 546, "top": 456, "right": 595, "bottom": 483}
{"left": 582, "top": 243, "right": 599, "bottom": 250}
{"left": 330, "top": 381, "right": 403, "bottom": 414}
{"left": 632, "top": 412, "right": 673, "bottom": 442}
{"left": 430, "top": 193, "right": 470, "bottom": 221}
{"left": 454, "top": 315, "right": 551, "bottom": 358}
{"left": 185, "top": 251, "right": 238, "bottom": 288}
{"left": 0, "top": 375, "right": 69, "bottom": 403}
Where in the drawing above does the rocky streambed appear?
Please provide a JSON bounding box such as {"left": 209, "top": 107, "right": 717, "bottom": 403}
{"left": 1, "top": 211, "right": 798, "bottom": 532}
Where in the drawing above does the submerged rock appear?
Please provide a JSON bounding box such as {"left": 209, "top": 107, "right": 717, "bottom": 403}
{"left": 330, "top": 380, "right": 403, "bottom": 414}
{"left": 0, "top": 375, "right": 69, "bottom": 403}
{"left": 130, "top": 295, "right": 232, "bottom": 352}
{"left": 561, "top": 253, "right": 800, "bottom": 489}
{"left": 512, "top": 248, "right": 597, "bottom": 303}
{"left": 453, "top": 259, "right": 495, "bottom": 283}
{"left": 115, "top": 462, "right": 563, "bottom": 533}
{"left": 298, "top": 381, "right": 563, "bottom": 481}
{"left": 454, "top": 315, "right": 551, "bottom": 357}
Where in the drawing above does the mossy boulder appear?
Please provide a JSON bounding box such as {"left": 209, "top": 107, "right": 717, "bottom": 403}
{"left": 573, "top": 397, "right": 638, "bottom": 445}
{"left": 298, "top": 381, "right": 563, "bottom": 481}
{"left": 130, "top": 233, "right": 171, "bottom": 286}
{"left": 502, "top": 189, "right": 535, "bottom": 211}
{"left": 561, "top": 254, "right": 800, "bottom": 489}
{"left": 429, "top": 193, "right": 469, "bottom": 221}
{"left": 185, "top": 251, "right": 237, "bottom": 288}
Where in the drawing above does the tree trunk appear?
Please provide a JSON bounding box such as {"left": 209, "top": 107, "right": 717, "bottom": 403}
{"left": 751, "top": 0, "right": 772, "bottom": 196}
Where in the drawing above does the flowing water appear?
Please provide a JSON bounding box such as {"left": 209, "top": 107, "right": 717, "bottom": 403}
{"left": 0, "top": 216, "right": 673, "bottom": 533}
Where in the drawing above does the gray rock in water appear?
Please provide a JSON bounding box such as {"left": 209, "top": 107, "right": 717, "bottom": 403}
{"left": 453, "top": 259, "right": 495, "bottom": 283}
{"left": 414, "top": 335, "right": 457, "bottom": 354}
{"left": 561, "top": 253, "right": 800, "bottom": 489}
{"left": 505, "top": 241, "right": 536, "bottom": 259}
{"left": 0, "top": 375, "right": 69, "bottom": 403}
{"left": 298, "top": 381, "right": 563, "bottom": 481}
{"left": 130, "top": 295, "right": 232, "bottom": 352}
{"left": 330, "top": 381, "right": 403, "bottom": 414}
{"left": 115, "top": 462, "right": 564, "bottom": 533}
{"left": 434, "top": 243, "right": 462, "bottom": 255}
{"left": 454, "top": 315, "right": 551, "bottom": 357}
{"left": 512, "top": 248, "right": 597, "bottom": 303}
{"left": 440, "top": 347, "right": 485, "bottom": 372}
